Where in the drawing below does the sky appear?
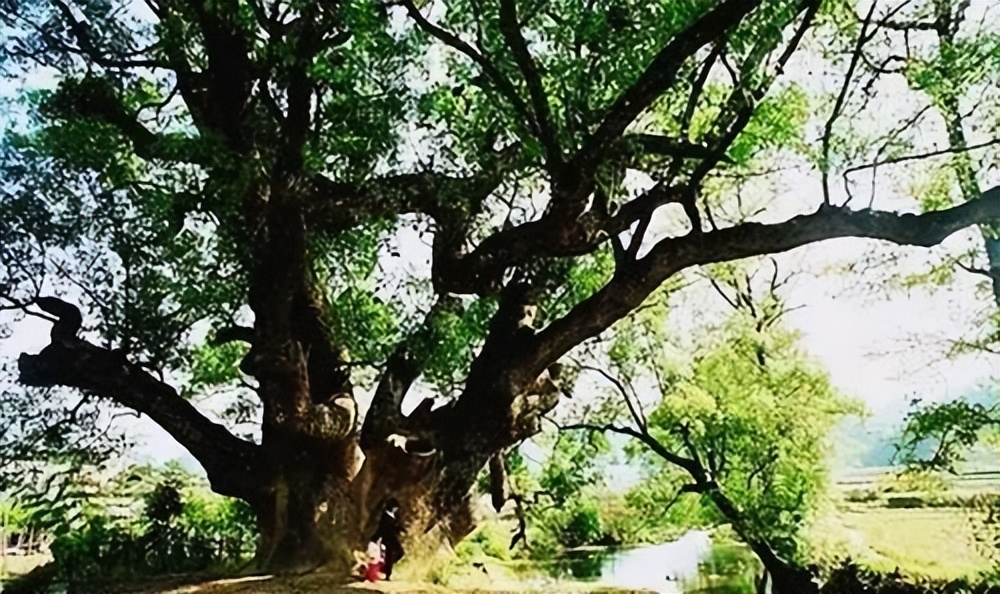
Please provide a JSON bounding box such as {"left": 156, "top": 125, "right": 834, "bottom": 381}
{"left": 0, "top": 0, "right": 998, "bottom": 475}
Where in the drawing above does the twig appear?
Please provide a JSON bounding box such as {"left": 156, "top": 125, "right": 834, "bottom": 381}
{"left": 844, "top": 138, "right": 1000, "bottom": 176}
{"left": 822, "top": 0, "right": 879, "bottom": 206}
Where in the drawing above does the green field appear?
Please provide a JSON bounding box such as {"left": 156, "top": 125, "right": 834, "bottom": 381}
{"left": 813, "top": 506, "right": 991, "bottom": 580}
{"left": 812, "top": 467, "right": 998, "bottom": 581}
{"left": 833, "top": 467, "right": 1000, "bottom": 497}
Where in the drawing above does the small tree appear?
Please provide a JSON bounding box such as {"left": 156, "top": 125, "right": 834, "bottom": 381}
{"left": 896, "top": 391, "right": 1000, "bottom": 580}
{"left": 561, "top": 265, "right": 858, "bottom": 593}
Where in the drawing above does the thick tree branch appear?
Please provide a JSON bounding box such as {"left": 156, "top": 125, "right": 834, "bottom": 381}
{"left": 47, "top": 78, "right": 214, "bottom": 166}
{"left": 426, "top": 181, "right": 686, "bottom": 294}
{"left": 185, "top": 0, "right": 255, "bottom": 151}
{"left": 498, "top": 0, "right": 560, "bottom": 166}
{"left": 16, "top": 301, "right": 261, "bottom": 501}
{"left": 879, "top": 19, "right": 937, "bottom": 32}
{"left": 525, "top": 187, "right": 1000, "bottom": 381}
{"left": 288, "top": 286, "right": 358, "bottom": 444}
{"left": 306, "top": 144, "right": 520, "bottom": 233}
{"left": 360, "top": 297, "right": 461, "bottom": 450}
{"left": 567, "top": 0, "right": 763, "bottom": 187}
{"left": 306, "top": 147, "right": 522, "bottom": 294}
{"left": 211, "top": 325, "right": 255, "bottom": 345}
{"left": 555, "top": 420, "right": 700, "bottom": 476}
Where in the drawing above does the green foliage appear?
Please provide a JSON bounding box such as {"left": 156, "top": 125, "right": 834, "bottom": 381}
{"left": 13, "top": 463, "right": 255, "bottom": 585}
{"left": 556, "top": 500, "right": 605, "bottom": 549}
{"left": 822, "top": 558, "right": 1000, "bottom": 593}
{"left": 421, "top": 297, "right": 497, "bottom": 394}
{"left": 687, "top": 84, "right": 810, "bottom": 165}
{"left": 523, "top": 433, "right": 615, "bottom": 551}
{"left": 897, "top": 392, "right": 1000, "bottom": 472}
{"left": 456, "top": 522, "right": 513, "bottom": 562}
{"left": 523, "top": 496, "right": 607, "bottom": 555}
{"left": 315, "top": 218, "right": 396, "bottom": 286}
{"left": 647, "top": 320, "right": 857, "bottom": 560}
{"left": 189, "top": 342, "right": 249, "bottom": 389}
{"left": 966, "top": 494, "right": 1000, "bottom": 579}
{"left": 0, "top": 367, "right": 124, "bottom": 494}
{"left": 540, "top": 248, "right": 616, "bottom": 322}
{"left": 330, "top": 287, "right": 400, "bottom": 363}
{"left": 914, "top": 168, "right": 957, "bottom": 213}
{"left": 602, "top": 267, "right": 860, "bottom": 563}
{"left": 620, "top": 467, "right": 719, "bottom": 540}
{"left": 727, "top": 85, "right": 811, "bottom": 164}
{"left": 904, "top": 33, "right": 1000, "bottom": 106}
{"left": 539, "top": 432, "right": 609, "bottom": 504}
{"left": 0, "top": 500, "right": 32, "bottom": 533}
{"left": 893, "top": 388, "right": 1000, "bottom": 580}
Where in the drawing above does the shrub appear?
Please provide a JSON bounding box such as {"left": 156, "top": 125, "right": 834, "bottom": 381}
{"left": 885, "top": 496, "right": 927, "bottom": 509}
{"left": 46, "top": 479, "right": 256, "bottom": 587}
{"left": 821, "top": 559, "right": 1000, "bottom": 593}
{"left": 458, "top": 522, "right": 512, "bottom": 561}
{"left": 967, "top": 493, "right": 1000, "bottom": 579}
{"left": 559, "top": 500, "right": 604, "bottom": 549}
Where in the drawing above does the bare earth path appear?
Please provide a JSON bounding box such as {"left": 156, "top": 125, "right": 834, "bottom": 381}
{"left": 149, "top": 574, "right": 649, "bottom": 594}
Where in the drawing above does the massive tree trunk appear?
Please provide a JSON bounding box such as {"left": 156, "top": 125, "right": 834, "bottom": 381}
{"left": 14, "top": 341, "right": 500, "bottom": 576}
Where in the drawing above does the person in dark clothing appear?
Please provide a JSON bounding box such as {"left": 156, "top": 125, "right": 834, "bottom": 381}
{"left": 370, "top": 497, "right": 404, "bottom": 580}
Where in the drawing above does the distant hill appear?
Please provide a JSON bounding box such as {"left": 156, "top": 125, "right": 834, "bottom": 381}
{"left": 833, "top": 383, "right": 998, "bottom": 472}
{"left": 833, "top": 417, "right": 901, "bottom": 469}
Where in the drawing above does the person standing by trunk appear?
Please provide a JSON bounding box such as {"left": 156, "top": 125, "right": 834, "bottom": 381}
{"left": 370, "top": 497, "right": 404, "bottom": 580}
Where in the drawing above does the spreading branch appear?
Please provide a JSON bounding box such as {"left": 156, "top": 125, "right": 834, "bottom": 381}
{"left": 17, "top": 299, "right": 262, "bottom": 501}
{"left": 36, "top": 0, "right": 169, "bottom": 70}
{"left": 399, "top": 0, "right": 534, "bottom": 132}
{"left": 821, "top": 1, "right": 878, "bottom": 205}
{"left": 360, "top": 297, "right": 460, "bottom": 450}
{"left": 567, "top": 0, "right": 764, "bottom": 187}
{"left": 690, "top": 0, "right": 821, "bottom": 186}
{"left": 843, "top": 138, "right": 1000, "bottom": 177}
{"left": 575, "top": 364, "right": 646, "bottom": 431}
{"left": 553, "top": 419, "right": 701, "bottom": 477}
{"left": 528, "top": 187, "right": 1000, "bottom": 378}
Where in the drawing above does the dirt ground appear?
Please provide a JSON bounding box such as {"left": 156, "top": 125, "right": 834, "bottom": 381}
{"left": 14, "top": 564, "right": 649, "bottom": 594}
{"left": 2, "top": 555, "right": 651, "bottom": 594}
{"left": 147, "top": 573, "right": 649, "bottom": 594}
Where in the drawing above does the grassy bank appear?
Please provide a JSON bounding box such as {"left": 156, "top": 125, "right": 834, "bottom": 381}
{"left": 811, "top": 501, "right": 993, "bottom": 581}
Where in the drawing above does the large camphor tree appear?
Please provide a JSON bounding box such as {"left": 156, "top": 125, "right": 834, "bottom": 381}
{"left": 1, "top": 0, "right": 997, "bottom": 575}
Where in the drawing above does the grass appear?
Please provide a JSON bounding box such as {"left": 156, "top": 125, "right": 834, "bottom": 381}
{"left": 811, "top": 504, "right": 991, "bottom": 581}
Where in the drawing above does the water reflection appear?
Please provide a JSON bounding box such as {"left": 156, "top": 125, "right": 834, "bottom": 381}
{"left": 547, "top": 531, "right": 760, "bottom": 594}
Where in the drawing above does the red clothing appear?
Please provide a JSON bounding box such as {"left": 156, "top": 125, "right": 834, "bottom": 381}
{"left": 365, "top": 560, "right": 383, "bottom": 582}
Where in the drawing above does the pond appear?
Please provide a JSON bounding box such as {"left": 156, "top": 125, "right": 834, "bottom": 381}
{"left": 542, "top": 531, "right": 761, "bottom": 593}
